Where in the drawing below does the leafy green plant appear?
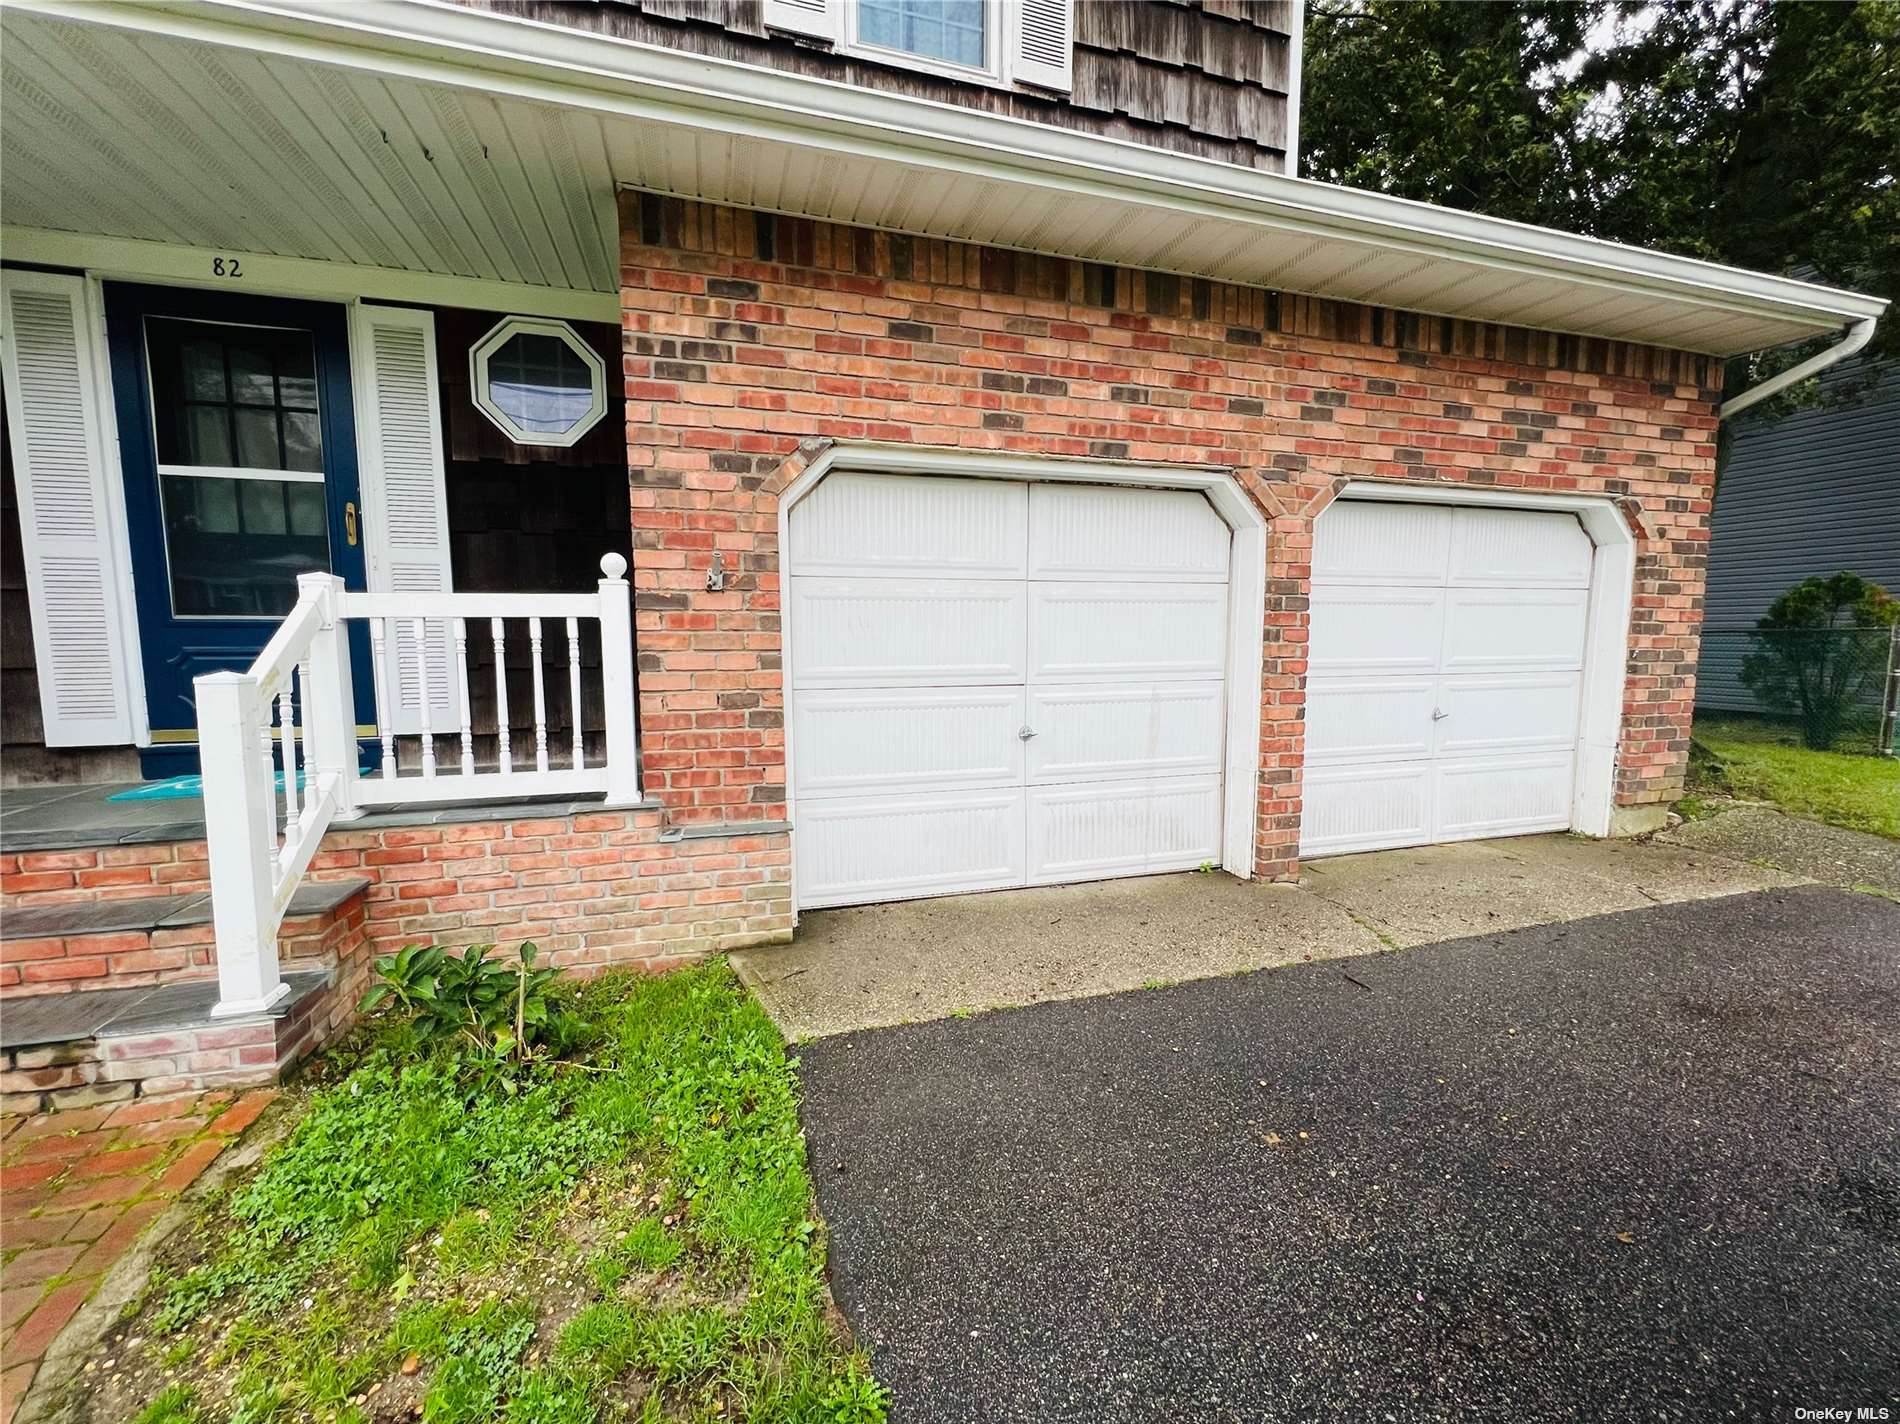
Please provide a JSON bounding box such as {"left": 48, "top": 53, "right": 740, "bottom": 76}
{"left": 360, "top": 941, "right": 574, "bottom": 1066}
{"left": 1739, "top": 572, "right": 1898, "bottom": 750}
{"left": 134, "top": 965, "right": 881, "bottom": 1423}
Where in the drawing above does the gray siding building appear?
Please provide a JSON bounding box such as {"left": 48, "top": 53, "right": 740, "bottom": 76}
{"left": 1697, "top": 357, "right": 1900, "bottom": 715}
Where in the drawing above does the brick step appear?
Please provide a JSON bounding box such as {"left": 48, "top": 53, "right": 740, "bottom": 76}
{"left": 2, "top": 878, "right": 370, "bottom": 999}
{"left": 1, "top": 970, "right": 337, "bottom": 1112}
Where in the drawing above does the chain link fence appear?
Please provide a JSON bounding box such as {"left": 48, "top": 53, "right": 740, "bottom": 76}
{"left": 1696, "top": 625, "right": 1900, "bottom": 755}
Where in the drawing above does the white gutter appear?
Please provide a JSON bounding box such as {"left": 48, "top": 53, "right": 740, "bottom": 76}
{"left": 12, "top": 0, "right": 1883, "bottom": 354}
{"left": 7, "top": 0, "right": 1888, "bottom": 358}
{"left": 1720, "top": 316, "right": 1879, "bottom": 420}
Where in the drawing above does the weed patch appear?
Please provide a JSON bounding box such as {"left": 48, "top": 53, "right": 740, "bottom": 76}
{"left": 1690, "top": 718, "right": 1899, "bottom": 839}
{"left": 85, "top": 962, "right": 884, "bottom": 1424}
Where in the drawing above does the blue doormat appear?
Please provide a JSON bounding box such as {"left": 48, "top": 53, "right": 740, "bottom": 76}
{"left": 108, "top": 770, "right": 367, "bottom": 801}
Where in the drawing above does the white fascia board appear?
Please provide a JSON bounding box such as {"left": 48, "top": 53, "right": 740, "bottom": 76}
{"left": 0, "top": 227, "right": 619, "bottom": 323}
{"left": 18, "top": 0, "right": 1887, "bottom": 354}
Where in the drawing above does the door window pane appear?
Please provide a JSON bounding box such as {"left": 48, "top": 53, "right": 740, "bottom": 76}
{"left": 233, "top": 408, "right": 280, "bottom": 469}
{"left": 160, "top": 474, "right": 329, "bottom": 617}
{"left": 286, "top": 482, "right": 328, "bottom": 537}
{"left": 197, "top": 477, "right": 241, "bottom": 534}
{"left": 860, "top": 0, "right": 985, "bottom": 68}
{"left": 282, "top": 411, "right": 323, "bottom": 472}
{"left": 181, "top": 338, "right": 228, "bottom": 400}
{"left": 146, "top": 318, "right": 324, "bottom": 472}
{"left": 240, "top": 479, "right": 288, "bottom": 536}
{"left": 228, "top": 340, "right": 277, "bottom": 404}
{"left": 185, "top": 405, "right": 233, "bottom": 466}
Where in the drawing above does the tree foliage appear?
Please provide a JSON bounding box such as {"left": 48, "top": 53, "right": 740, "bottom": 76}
{"left": 1301, "top": 1, "right": 1900, "bottom": 399}
{"left": 1738, "top": 573, "right": 1899, "bottom": 750}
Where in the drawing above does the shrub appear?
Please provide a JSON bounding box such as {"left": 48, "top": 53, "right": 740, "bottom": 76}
{"left": 1738, "top": 572, "right": 1898, "bottom": 750}
{"left": 359, "top": 941, "right": 581, "bottom": 1068}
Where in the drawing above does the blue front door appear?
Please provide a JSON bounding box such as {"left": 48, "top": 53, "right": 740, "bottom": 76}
{"left": 106, "top": 284, "right": 375, "bottom": 777}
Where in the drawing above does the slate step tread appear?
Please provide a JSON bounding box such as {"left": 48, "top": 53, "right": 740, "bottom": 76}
{"left": 2, "top": 877, "right": 369, "bottom": 943}
{"left": 0, "top": 969, "right": 332, "bottom": 1050}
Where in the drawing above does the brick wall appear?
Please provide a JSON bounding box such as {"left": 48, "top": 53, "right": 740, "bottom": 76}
{"left": 0, "top": 895, "right": 363, "bottom": 999}
{"left": 305, "top": 810, "right": 790, "bottom": 969}
{"left": 2, "top": 810, "right": 792, "bottom": 997}
{"left": 619, "top": 194, "right": 1721, "bottom": 878}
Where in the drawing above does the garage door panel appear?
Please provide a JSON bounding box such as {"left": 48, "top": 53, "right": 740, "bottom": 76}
{"left": 1029, "top": 582, "right": 1226, "bottom": 683}
{"left": 1025, "top": 681, "right": 1224, "bottom": 783}
{"left": 1307, "top": 588, "right": 1443, "bottom": 675}
{"left": 1449, "top": 507, "right": 1592, "bottom": 587}
{"left": 1305, "top": 499, "right": 1595, "bottom": 856}
{"left": 797, "top": 789, "right": 1028, "bottom": 908}
{"left": 1028, "top": 776, "right": 1222, "bottom": 883}
{"left": 1299, "top": 763, "right": 1431, "bottom": 856}
{"left": 788, "top": 473, "right": 1026, "bottom": 578}
{"left": 794, "top": 687, "right": 1025, "bottom": 798}
{"left": 1436, "top": 675, "right": 1582, "bottom": 758}
{"left": 790, "top": 475, "right": 1235, "bottom": 908}
{"left": 791, "top": 577, "right": 1027, "bottom": 688}
{"left": 1441, "top": 589, "right": 1589, "bottom": 672}
{"left": 1028, "top": 484, "right": 1229, "bottom": 582}
{"left": 1304, "top": 676, "right": 1435, "bottom": 764}
{"left": 1312, "top": 501, "right": 1452, "bottom": 584}
{"left": 1433, "top": 755, "right": 1574, "bottom": 840}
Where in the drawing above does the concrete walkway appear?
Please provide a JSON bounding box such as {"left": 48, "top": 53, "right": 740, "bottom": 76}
{"left": 732, "top": 832, "right": 1806, "bottom": 1039}
{"left": 1660, "top": 804, "right": 1899, "bottom": 896}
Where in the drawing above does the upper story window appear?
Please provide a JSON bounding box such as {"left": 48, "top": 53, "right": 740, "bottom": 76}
{"left": 858, "top": 0, "right": 987, "bottom": 72}
{"left": 764, "top": 0, "right": 1073, "bottom": 92}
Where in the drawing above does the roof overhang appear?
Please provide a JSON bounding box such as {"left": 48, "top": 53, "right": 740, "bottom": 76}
{"left": 3, "top": 0, "right": 1885, "bottom": 358}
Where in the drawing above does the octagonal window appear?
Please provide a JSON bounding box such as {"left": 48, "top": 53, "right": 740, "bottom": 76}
{"left": 469, "top": 317, "right": 607, "bottom": 448}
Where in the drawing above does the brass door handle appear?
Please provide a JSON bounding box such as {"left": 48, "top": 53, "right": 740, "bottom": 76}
{"left": 344, "top": 500, "right": 358, "bottom": 547}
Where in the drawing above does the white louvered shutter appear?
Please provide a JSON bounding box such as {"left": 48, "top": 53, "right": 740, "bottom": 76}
{"left": 763, "top": 0, "right": 838, "bottom": 42}
{"left": 0, "top": 271, "right": 135, "bottom": 746}
{"left": 350, "top": 303, "right": 459, "bottom": 735}
{"left": 1009, "top": 0, "right": 1074, "bottom": 91}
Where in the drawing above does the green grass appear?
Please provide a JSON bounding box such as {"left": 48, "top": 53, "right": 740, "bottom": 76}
{"left": 1691, "top": 717, "right": 1899, "bottom": 839}
{"left": 119, "top": 962, "right": 885, "bottom": 1424}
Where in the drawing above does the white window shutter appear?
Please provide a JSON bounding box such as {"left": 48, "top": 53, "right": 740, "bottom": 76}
{"left": 0, "top": 271, "right": 135, "bottom": 747}
{"left": 1008, "top": 0, "right": 1074, "bottom": 91}
{"left": 349, "top": 303, "right": 459, "bottom": 735}
{"left": 763, "top": 0, "right": 838, "bottom": 42}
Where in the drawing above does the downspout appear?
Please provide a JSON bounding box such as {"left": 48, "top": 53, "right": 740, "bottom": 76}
{"left": 1720, "top": 315, "right": 1878, "bottom": 420}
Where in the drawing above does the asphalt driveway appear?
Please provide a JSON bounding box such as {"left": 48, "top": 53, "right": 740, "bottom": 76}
{"left": 797, "top": 886, "right": 1900, "bottom": 1422}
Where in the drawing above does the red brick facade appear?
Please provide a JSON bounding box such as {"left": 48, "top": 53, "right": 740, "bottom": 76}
{"left": 619, "top": 194, "right": 1720, "bottom": 880}
{"left": 1, "top": 810, "right": 791, "bottom": 994}
{"left": 0, "top": 194, "right": 1723, "bottom": 1081}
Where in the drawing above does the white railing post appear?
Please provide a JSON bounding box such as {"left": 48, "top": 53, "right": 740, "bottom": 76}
{"left": 198, "top": 670, "right": 292, "bottom": 1018}
{"left": 301, "top": 572, "right": 362, "bottom": 821}
{"left": 597, "top": 552, "right": 643, "bottom": 805}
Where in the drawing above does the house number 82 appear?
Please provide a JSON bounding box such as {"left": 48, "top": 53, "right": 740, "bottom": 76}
{"left": 211, "top": 257, "right": 243, "bottom": 278}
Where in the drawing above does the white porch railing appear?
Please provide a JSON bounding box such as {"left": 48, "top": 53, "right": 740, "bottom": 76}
{"left": 195, "top": 554, "right": 640, "bottom": 1017}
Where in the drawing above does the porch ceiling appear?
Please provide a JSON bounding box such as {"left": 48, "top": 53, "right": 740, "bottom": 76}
{"left": 0, "top": 8, "right": 620, "bottom": 298}
{"left": 2, "top": 1, "right": 1885, "bottom": 358}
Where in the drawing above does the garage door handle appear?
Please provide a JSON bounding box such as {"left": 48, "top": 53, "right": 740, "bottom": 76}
{"left": 1432, "top": 708, "right": 1449, "bottom": 721}
{"left": 1018, "top": 725, "right": 1038, "bottom": 740}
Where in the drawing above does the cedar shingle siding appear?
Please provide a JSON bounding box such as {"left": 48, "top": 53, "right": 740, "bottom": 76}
{"left": 463, "top": 0, "right": 1297, "bottom": 170}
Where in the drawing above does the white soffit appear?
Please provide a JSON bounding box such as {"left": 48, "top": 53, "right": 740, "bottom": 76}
{"left": 2, "top": 0, "right": 1886, "bottom": 358}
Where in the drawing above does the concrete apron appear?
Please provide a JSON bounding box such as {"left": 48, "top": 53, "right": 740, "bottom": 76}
{"left": 730, "top": 832, "right": 1807, "bottom": 1040}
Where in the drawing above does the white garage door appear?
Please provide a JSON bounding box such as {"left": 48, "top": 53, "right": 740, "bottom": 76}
{"left": 1301, "top": 500, "right": 1594, "bottom": 857}
{"left": 789, "top": 474, "right": 1231, "bottom": 908}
